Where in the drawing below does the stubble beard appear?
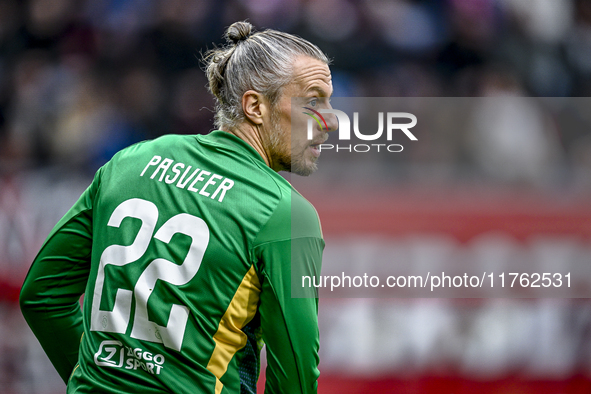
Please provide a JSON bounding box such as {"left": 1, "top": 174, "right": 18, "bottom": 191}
{"left": 268, "top": 110, "right": 317, "bottom": 177}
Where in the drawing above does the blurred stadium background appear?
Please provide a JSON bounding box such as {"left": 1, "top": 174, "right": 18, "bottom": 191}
{"left": 1, "top": 0, "right": 591, "bottom": 393}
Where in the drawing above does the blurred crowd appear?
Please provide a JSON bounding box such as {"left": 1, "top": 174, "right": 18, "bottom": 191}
{"left": 0, "top": 0, "right": 591, "bottom": 180}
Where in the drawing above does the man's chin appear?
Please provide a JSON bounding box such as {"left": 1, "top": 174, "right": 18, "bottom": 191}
{"left": 290, "top": 160, "right": 318, "bottom": 177}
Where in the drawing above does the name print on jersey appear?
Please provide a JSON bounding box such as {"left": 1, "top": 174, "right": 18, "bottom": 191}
{"left": 140, "top": 155, "right": 234, "bottom": 203}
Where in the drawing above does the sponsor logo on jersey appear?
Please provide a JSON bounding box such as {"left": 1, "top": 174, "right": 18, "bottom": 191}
{"left": 94, "top": 340, "right": 124, "bottom": 368}
{"left": 94, "top": 340, "right": 166, "bottom": 375}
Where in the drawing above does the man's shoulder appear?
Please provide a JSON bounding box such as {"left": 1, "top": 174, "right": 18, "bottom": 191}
{"left": 253, "top": 184, "right": 322, "bottom": 246}
{"left": 290, "top": 188, "right": 323, "bottom": 239}
{"left": 114, "top": 134, "right": 194, "bottom": 155}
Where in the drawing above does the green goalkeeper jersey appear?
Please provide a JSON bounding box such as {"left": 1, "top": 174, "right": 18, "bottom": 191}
{"left": 20, "top": 131, "right": 324, "bottom": 394}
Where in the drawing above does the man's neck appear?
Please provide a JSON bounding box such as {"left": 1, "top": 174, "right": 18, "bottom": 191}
{"left": 225, "top": 124, "right": 273, "bottom": 169}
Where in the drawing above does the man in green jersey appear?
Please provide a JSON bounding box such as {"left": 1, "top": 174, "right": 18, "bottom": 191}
{"left": 20, "top": 21, "right": 336, "bottom": 393}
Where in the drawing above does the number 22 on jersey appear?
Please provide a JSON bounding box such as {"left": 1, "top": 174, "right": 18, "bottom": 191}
{"left": 90, "top": 198, "right": 209, "bottom": 351}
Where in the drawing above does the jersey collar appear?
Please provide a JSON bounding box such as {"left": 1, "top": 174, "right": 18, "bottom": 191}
{"left": 199, "top": 130, "right": 268, "bottom": 166}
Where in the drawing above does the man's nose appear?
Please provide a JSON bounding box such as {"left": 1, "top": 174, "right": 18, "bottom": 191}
{"left": 324, "top": 103, "right": 338, "bottom": 133}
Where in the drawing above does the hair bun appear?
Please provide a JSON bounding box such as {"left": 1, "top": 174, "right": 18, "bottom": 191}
{"left": 226, "top": 21, "right": 253, "bottom": 44}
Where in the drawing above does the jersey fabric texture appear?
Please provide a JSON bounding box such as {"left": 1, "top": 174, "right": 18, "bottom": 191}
{"left": 20, "top": 131, "right": 324, "bottom": 394}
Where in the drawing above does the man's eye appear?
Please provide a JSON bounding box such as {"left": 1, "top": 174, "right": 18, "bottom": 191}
{"left": 309, "top": 99, "right": 317, "bottom": 107}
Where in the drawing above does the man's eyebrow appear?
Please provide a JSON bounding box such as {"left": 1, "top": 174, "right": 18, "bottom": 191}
{"left": 306, "top": 86, "right": 333, "bottom": 97}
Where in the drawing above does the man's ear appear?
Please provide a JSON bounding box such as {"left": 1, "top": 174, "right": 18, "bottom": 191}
{"left": 242, "top": 90, "right": 269, "bottom": 125}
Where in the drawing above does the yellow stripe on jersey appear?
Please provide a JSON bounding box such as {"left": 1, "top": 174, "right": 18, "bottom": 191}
{"left": 206, "top": 265, "right": 261, "bottom": 394}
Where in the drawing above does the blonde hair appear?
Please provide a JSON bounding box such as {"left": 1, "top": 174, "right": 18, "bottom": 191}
{"left": 204, "top": 21, "right": 330, "bottom": 130}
